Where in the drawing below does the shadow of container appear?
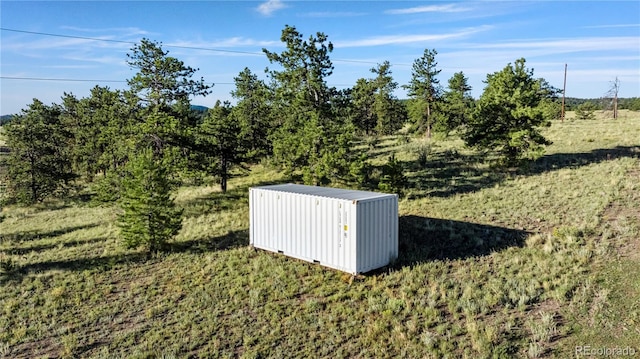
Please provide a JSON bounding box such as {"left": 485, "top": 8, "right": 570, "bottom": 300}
{"left": 396, "top": 215, "right": 529, "bottom": 266}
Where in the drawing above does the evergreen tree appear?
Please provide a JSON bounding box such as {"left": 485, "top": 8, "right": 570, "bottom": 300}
{"left": 349, "top": 153, "right": 373, "bottom": 188}
{"left": 574, "top": 101, "right": 597, "bottom": 120}
{"left": 197, "top": 101, "right": 247, "bottom": 192}
{"left": 4, "top": 99, "right": 75, "bottom": 204}
{"left": 350, "top": 64, "right": 405, "bottom": 136}
{"left": 404, "top": 49, "right": 442, "bottom": 138}
{"left": 126, "top": 38, "right": 213, "bottom": 175}
{"left": 371, "top": 61, "right": 403, "bottom": 135}
{"left": 463, "top": 58, "right": 557, "bottom": 165}
{"left": 127, "top": 38, "right": 212, "bottom": 109}
{"left": 350, "top": 78, "right": 377, "bottom": 135}
{"left": 263, "top": 25, "right": 355, "bottom": 185}
{"left": 439, "top": 71, "right": 474, "bottom": 134}
{"left": 61, "top": 87, "right": 134, "bottom": 181}
{"left": 231, "top": 67, "right": 272, "bottom": 160}
{"left": 329, "top": 87, "right": 354, "bottom": 126}
{"left": 117, "top": 149, "right": 182, "bottom": 253}
{"left": 378, "top": 154, "right": 407, "bottom": 197}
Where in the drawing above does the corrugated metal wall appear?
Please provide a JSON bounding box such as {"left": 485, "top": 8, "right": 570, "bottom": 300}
{"left": 356, "top": 197, "right": 399, "bottom": 273}
{"left": 250, "top": 185, "right": 398, "bottom": 274}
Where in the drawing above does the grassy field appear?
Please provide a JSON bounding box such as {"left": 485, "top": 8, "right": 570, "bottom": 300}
{"left": 1, "top": 111, "right": 639, "bottom": 358}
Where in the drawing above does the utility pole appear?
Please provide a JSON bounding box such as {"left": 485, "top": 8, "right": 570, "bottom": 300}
{"left": 561, "top": 64, "right": 567, "bottom": 122}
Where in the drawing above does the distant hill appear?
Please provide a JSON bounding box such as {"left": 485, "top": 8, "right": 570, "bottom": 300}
{"left": 0, "top": 114, "right": 14, "bottom": 126}
{"left": 190, "top": 105, "right": 209, "bottom": 113}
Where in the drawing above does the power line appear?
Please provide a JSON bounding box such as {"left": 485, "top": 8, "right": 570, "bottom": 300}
{"left": 0, "top": 27, "right": 419, "bottom": 91}
{"left": 0, "top": 28, "right": 264, "bottom": 56}
{"left": 1, "top": 76, "right": 127, "bottom": 83}
{"left": 0, "top": 76, "right": 354, "bottom": 87}
{"left": 0, "top": 27, "right": 408, "bottom": 67}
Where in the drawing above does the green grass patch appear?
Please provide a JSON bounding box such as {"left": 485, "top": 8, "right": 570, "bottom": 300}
{"left": 1, "top": 115, "right": 639, "bottom": 358}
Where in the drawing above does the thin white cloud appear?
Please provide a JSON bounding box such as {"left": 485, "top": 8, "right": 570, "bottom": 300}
{"left": 385, "top": 4, "right": 471, "bottom": 15}
{"left": 1, "top": 36, "right": 128, "bottom": 51}
{"left": 334, "top": 26, "right": 492, "bottom": 48}
{"left": 299, "top": 11, "right": 367, "bottom": 18}
{"left": 41, "top": 65, "right": 98, "bottom": 69}
{"left": 62, "top": 54, "right": 126, "bottom": 66}
{"left": 59, "top": 26, "right": 152, "bottom": 36}
{"left": 583, "top": 24, "right": 640, "bottom": 29}
{"left": 169, "top": 37, "right": 278, "bottom": 49}
{"left": 586, "top": 55, "right": 640, "bottom": 62}
{"left": 256, "top": 0, "right": 286, "bottom": 16}
{"left": 470, "top": 37, "right": 639, "bottom": 53}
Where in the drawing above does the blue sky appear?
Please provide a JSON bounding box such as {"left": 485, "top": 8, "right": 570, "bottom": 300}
{"left": 1, "top": 0, "right": 639, "bottom": 115}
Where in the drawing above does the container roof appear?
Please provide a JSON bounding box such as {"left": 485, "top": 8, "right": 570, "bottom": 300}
{"left": 252, "top": 183, "right": 396, "bottom": 201}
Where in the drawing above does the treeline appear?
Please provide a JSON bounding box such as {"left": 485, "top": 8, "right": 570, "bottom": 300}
{"left": 564, "top": 97, "right": 640, "bottom": 111}
{"left": 1, "top": 26, "right": 562, "bottom": 251}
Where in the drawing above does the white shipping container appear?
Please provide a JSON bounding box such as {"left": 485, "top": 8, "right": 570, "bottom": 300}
{"left": 250, "top": 184, "right": 398, "bottom": 274}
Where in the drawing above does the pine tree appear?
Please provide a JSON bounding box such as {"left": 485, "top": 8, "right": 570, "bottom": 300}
{"left": 197, "top": 101, "right": 247, "bottom": 192}
{"left": 4, "top": 99, "right": 75, "bottom": 204}
{"left": 126, "top": 38, "right": 214, "bottom": 176}
{"left": 126, "top": 38, "right": 212, "bottom": 109}
{"left": 264, "top": 25, "right": 356, "bottom": 185}
{"left": 349, "top": 153, "right": 373, "bottom": 188}
{"left": 231, "top": 68, "right": 272, "bottom": 161}
{"left": 117, "top": 149, "right": 183, "bottom": 253}
{"left": 439, "top": 72, "right": 474, "bottom": 134}
{"left": 404, "top": 49, "right": 442, "bottom": 138}
{"left": 371, "top": 61, "right": 402, "bottom": 135}
{"left": 378, "top": 154, "right": 407, "bottom": 197}
{"left": 575, "top": 101, "right": 597, "bottom": 120}
{"left": 350, "top": 78, "right": 377, "bottom": 135}
{"left": 61, "top": 87, "right": 135, "bottom": 181}
{"left": 350, "top": 64, "right": 405, "bottom": 136}
{"left": 463, "top": 58, "right": 557, "bottom": 165}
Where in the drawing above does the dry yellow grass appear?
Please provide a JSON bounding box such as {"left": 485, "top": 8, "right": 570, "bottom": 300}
{"left": 1, "top": 114, "right": 639, "bottom": 358}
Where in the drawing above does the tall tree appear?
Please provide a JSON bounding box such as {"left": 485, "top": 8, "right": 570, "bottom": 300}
{"left": 263, "top": 25, "right": 355, "bottom": 185}
{"left": 197, "top": 101, "right": 247, "bottom": 192}
{"left": 231, "top": 67, "right": 272, "bottom": 160}
{"left": 126, "top": 38, "right": 212, "bottom": 109}
{"left": 61, "top": 87, "right": 135, "bottom": 181}
{"left": 126, "top": 38, "right": 213, "bottom": 174}
{"left": 350, "top": 78, "right": 377, "bottom": 135}
{"left": 117, "top": 148, "right": 183, "bottom": 253}
{"left": 404, "top": 49, "right": 442, "bottom": 138}
{"left": 350, "top": 63, "right": 405, "bottom": 136}
{"left": 4, "top": 99, "right": 75, "bottom": 204}
{"left": 263, "top": 26, "right": 334, "bottom": 111}
{"left": 439, "top": 71, "right": 474, "bottom": 134}
{"left": 371, "top": 61, "right": 402, "bottom": 135}
{"left": 463, "top": 58, "right": 558, "bottom": 165}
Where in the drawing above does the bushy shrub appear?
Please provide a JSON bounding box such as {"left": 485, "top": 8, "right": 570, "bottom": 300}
{"left": 413, "top": 142, "right": 432, "bottom": 167}
{"left": 574, "top": 102, "right": 597, "bottom": 121}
